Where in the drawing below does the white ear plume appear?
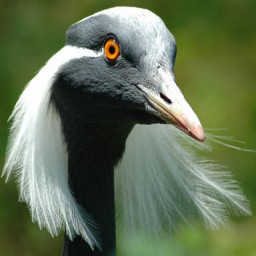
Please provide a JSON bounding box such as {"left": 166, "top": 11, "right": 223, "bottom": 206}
{"left": 3, "top": 46, "right": 102, "bottom": 249}
{"left": 115, "top": 124, "right": 251, "bottom": 235}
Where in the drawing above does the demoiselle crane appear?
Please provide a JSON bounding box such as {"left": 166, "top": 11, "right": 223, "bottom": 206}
{"left": 3, "top": 7, "right": 251, "bottom": 256}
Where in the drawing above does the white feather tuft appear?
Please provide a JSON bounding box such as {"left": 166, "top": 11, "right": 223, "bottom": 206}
{"left": 3, "top": 45, "right": 102, "bottom": 249}
{"left": 115, "top": 124, "right": 251, "bottom": 236}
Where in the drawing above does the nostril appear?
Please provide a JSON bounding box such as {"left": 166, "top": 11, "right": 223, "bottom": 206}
{"left": 160, "top": 93, "right": 172, "bottom": 104}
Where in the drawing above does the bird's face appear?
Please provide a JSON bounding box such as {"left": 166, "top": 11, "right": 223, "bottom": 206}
{"left": 53, "top": 7, "right": 205, "bottom": 141}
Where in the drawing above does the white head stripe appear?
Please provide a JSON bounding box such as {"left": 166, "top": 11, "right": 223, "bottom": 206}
{"left": 3, "top": 45, "right": 102, "bottom": 249}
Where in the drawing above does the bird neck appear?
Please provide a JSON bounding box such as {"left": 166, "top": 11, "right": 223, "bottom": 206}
{"left": 62, "top": 124, "right": 133, "bottom": 256}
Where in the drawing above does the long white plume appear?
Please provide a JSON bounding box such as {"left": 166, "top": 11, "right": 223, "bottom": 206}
{"left": 115, "top": 124, "right": 251, "bottom": 235}
{"left": 3, "top": 45, "right": 102, "bottom": 249}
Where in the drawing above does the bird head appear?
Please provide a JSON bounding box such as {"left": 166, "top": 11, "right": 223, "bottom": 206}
{"left": 52, "top": 7, "right": 205, "bottom": 141}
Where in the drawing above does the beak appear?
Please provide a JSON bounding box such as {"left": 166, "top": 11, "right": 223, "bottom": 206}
{"left": 138, "top": 68, "right": 205, "bottom": 142}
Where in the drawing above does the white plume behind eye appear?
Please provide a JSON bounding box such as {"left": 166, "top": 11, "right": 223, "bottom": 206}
{"left": 115, "top": 124, "right": 251, "bottom": 236}
{"left": 3, "top": 45, "right": 102, "bottom": 249}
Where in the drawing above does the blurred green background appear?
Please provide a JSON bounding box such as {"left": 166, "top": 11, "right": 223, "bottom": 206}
{"left": 0, "top": 0, "right": 255, "bottom": 255}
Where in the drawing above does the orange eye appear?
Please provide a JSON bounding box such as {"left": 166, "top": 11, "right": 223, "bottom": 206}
{"left": 104, "top": 38, "right": 120, "bottom": 62}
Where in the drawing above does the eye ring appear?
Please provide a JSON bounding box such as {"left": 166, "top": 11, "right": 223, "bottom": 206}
{"left": 103, "top": 37, "right": 120, "bottom": 62}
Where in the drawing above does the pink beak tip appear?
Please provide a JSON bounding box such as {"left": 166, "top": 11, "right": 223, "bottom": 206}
{"left": 191, "top": 124, "right": 205, "bottom": 142}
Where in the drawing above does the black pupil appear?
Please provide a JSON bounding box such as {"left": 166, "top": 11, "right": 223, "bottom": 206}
{"left": 109, "top": 45, "right": 115, "bottom": 54}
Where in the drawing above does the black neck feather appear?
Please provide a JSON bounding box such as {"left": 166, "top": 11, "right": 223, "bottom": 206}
{"left": 51, "top": 72, "right": 134, "bottom": 255}
{"left": 62, "top": 125, "right": 132, "bottom": 256}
